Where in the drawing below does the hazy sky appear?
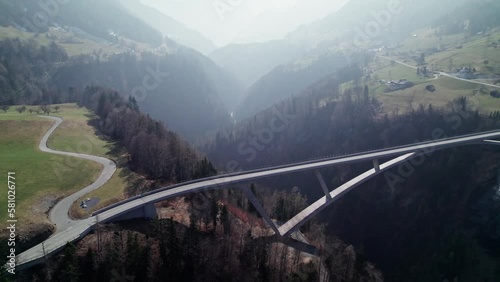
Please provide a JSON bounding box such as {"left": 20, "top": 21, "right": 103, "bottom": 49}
{"left": 141, "top": 0, "right": 350, "bottom": 46}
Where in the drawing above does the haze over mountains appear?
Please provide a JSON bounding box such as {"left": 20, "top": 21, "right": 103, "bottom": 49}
{"left": 1, "top": 0, "right": 496, "bottom": 132}
{"left": 141, "top": 0, "right": 350, "bottom": 46}
{"left": 1, "top": 0, "right": 498, "bottom": 131}
{"left": 117, "top": 0, "right": 217, "bottom": 54}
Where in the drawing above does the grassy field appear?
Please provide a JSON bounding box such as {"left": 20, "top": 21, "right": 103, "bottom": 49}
{"left": 0, "top": 26, "right": 52, "bottom": 45}
{"left": 427, "top": 36, "right": 500, "bottom": 75}
{"left": 372, "top": 62, "right": 429, "bottom": 83}
{"left": 368, "top": 31, "right": 500, "bottom": 114}
{"left": 369, "top": 75, "right": 500, "bottom": 114}
{"left": 47, "top": 104, "right": 110, "bottom": 157}
{"left": 0, "top": 106, "right": 46, "bottom": 121}
{"left": 0, "top": 104, "right": 134, "bottom": 236}
{"left": 399, "top": 27, "right": 465, "bottom": 52}
{"left": 0, "top": 109, "right": 102, "bottom": 235}
{"left": 396, "top": 26, "right": 500, "bottom": 76}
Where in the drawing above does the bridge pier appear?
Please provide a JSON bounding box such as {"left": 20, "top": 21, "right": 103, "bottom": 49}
{"left": 314, "top": 170, "right": 332, "bottom": 200}
{"left": 242, "top": 186, "right": 280, "bottom": 235}
{"left": 143, "top": 203, "right": 158, "bottom": 219}
{"left": 278, "top": 153, "right": 416, "bottom": 238}
{"left": 373, "top": 159, "right": 380, "bottom": 172}
{"left": 109, "top": 203, "right": 158, "bottom": 222}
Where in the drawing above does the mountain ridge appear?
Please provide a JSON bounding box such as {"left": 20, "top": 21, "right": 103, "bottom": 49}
{"left": 117, "top": 0, "right": 217, "bottom": 54}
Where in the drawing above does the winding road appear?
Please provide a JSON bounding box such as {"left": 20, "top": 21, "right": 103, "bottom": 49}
{"left": 38, "top": 116, "right": 116, "bottom": 233}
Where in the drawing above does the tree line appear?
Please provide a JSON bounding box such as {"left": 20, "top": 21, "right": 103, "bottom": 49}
{"left": 0, "top": 37, "right": 233, "bottom": 139}
{"left": 76, "top": 86, "right": 217, "bottom": 185}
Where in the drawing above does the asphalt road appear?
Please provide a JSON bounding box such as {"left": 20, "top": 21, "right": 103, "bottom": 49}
{"left": 38, "top": 116, "right": 116, "bottom": 233}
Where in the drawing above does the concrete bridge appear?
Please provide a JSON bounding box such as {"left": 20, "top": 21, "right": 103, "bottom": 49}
{"left": 13, "top": 130, "right": 500, "bottom": 270}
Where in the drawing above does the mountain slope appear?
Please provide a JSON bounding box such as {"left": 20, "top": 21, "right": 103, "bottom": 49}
{"left": 286, "top": 0, "right": 471, "bottom": 47}
{"left": 0, "top": 0, "right": 163, "bottom": 46}
{"left": 50, "top": 51, "right": 231, "bottom": 140}
{"left": 176, "top": 48, "right": 244, "bottom": 111}
{"left": 0, "top": 38, "right": 231, "bottom": 139}
{"left": 209, "top": 40, "right": 304, "bottom": 88}
{"left": 234, "top": 51, "right": 366, "bottom": 120}
{"left": 209, "top": 0, "right": 471, "bottom": 103}
{"left": 199, "top": 67, "right": 500, "bottom": 280}
{"left": 117, "top": 0, "right": 216, "bottom": 54}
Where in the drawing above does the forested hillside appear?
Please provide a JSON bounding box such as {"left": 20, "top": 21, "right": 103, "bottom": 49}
{"left": 178, "top": 48, "right": 244, "bottom": 111}
{"left": 117, "top": 0, "right": 216, "bottom": 54}
{"left": 209, "top": 0, "right": 474, "bottom": 113}
{"left": 201, "top": 71, "right": 492, "bottom": 173}
{"left": 76, "top": 86, "right": 213, "bottom": 184}
{"left": 235, "top": 51, "right": 367, "bottom": 120}
{"left": 52, "top": 51, "right": 232, "bottom": 139}
{"left": 17, "top": 187, "right": 384, "bottom": 281}
{"left": 0, "top": 38, "right": 234, "bottom": 139}
{"left": 0, "top": 38, "right": 68, "bottom": 105}
{"left": 198, "top": 64, "right": 500, "bottom": 280}
{"left": 209, "top": 40, "right": 304, "bottom": 88}
{"left": 432, "top": 0, "right": 500, "bottom": 36}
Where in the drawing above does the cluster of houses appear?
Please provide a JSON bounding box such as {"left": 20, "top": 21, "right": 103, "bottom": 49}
{"left": 456, "top": 67, "right": 476, "bottom": 79}
{"left": 385, "top": 79, "right": 415, "bottom": 91}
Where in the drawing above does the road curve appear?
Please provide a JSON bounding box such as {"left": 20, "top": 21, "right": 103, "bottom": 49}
{"left": 38, "top": 116, "right": 116, "bottom": 233}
